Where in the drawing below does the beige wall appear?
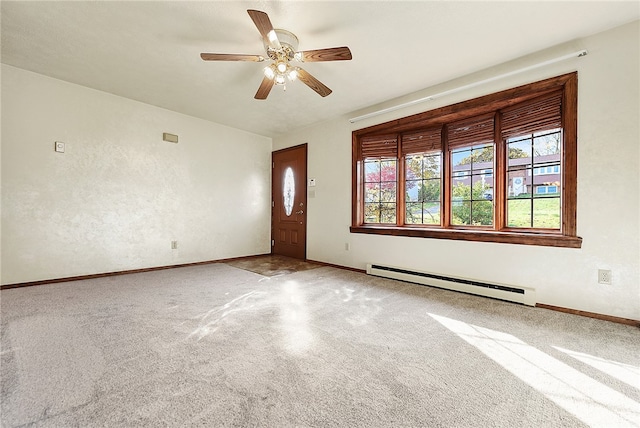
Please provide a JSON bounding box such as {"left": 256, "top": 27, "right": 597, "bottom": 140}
{"left": 1, "top": 65, "right": 272, "bottom": 284}
{"left": 273, "top": 21, "right": 640, "bottom": 320}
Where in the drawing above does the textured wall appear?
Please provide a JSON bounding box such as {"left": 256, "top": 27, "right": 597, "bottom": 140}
{"left": 1, "top": 65, "right": 272, "bottom": 284}
{"left": 273, "top": 21, "right": 640, "bottom": 320}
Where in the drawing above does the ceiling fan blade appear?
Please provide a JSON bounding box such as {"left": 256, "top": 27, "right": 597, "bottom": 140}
{"left": 200, "top": 53, "right": 265, "bottom": 62}
{"left": 247, "top": 9, "right": 281, "bottom": 49}
{"left": 255, "top": 76, "right": 275, "bottom": 100}
{"left": 296, "top": 67, "right": 332, "bottom": 97}
{"left": 296, "top": 47, "right": 352, "bottom": 62}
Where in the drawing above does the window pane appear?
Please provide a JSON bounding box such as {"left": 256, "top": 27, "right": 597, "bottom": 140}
{"left": 452, "top": 149, "right": 472, "bottom": 170}
{"left": 423, "top": 202, "right": 441, "bottom": 225}
{"left": 451, "top": 200, "right": 471, "bottom": 225}
{"left": 472, "top": 173, "right": 493, "bottom": 202}
{"left": 380, "top": 159, "right": 397, "bottom": 174}
{"left": 471, "top": 200, "right": 493, "bottom": 226}
{"left": 533, "top": 130, "right": 561, "bottom": 157}
{"left": 508, "top": 170, "right": 530, "bottom": 197}
{"left": 407, "top": 201, "right": 442, "bottom": 226}
{"left": 405, "top": 153, "right": 441, "bottom": 226}
{"left": 406, "top": 202, "right": 422, "bottom": 224}
{"left": 451, "top": 144, "right": 494, "bottom": 227}
{"left": 452, "top": 182, "right": 471, "bottom": 200}
{"left": 507, "top": 199, "right": 532, "bottom": 227}
{"left": 406, "top": 184, "right": 420, "bottom": 202}
{"left": 364, "top": 160, "right": 380, "bottom": 177}
{"left": 380, "top": 181, "right": 396, "bottom": 202}
{"left": 406, "top": 155, "right": 422, "bottom": 202}
{"left": 406, "top": 156, "right": 424, "bottom": 180}
{"left": 508, "top": 138, "right": 532, "bottom": 160}
{"left": 505, "top": 130, "right": 561, "bottom": 230}
{"left": 283, "top": 167, "right": 295, "bottom": 216}
{"left": 424, "top": 154, "right": 441, "bottom": 177}
{"left": 365, "top": 182, "right": 379, "bottom": 202}
{"left": 533, "top": 197, "right": 561, "bottom": 228}
{"left": 452, "top": 171, "right": 470, "bottom": 186}
{"left": 364, "top": 203, "right": 380, "bottom": 223}
{"left": 380, "top": 203, "right": 396, "bottom": 223}
{"left": 364, "top": 158, "right": 397, "bottom": 224}
{"left": 422, "top": 179, "right": 441, "bottom": 202}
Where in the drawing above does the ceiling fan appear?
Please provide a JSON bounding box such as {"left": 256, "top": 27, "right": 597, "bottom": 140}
{"left": 200, "top": 9, "right": 352, "bottom": 99}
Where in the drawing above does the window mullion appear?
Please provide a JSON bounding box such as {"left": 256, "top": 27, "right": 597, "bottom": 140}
{"left": 442, "top": 126, "right": 451, "bottom": 228}
{"left": 562, "top": 74, "right": 578, "bottom": 236}
{"left": 357, "top": 160, "right": 364, "bottom": 225}
{"left": 494, "top": 112, "right": 506, "bottom": 230}
{"left": 353, "top": 131, "right": 364, "bottom": 226}
{"left": 397, "top": 135, "right": 405, "bottom": 226}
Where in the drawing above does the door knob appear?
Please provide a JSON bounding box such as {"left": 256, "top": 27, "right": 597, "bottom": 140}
{"left": 296, "top": 210, "right": 304, "bottom": 215}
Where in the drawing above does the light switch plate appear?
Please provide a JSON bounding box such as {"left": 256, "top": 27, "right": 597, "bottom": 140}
{"left": 55, "top": 141, "right": 65, "bottom": 153}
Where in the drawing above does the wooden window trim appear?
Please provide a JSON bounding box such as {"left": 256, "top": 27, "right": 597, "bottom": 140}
{"left": 351, "top": 72, "right": 582, "bottom": 248}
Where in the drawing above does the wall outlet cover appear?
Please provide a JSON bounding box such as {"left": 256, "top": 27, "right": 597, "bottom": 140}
{"left": 598, "top": 269, "right": 612, "bottom": 285}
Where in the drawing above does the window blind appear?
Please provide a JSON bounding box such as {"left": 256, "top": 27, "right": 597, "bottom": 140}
{"left": 501, "top": 91, "right": 562, "bottom": 139}
{"left": 401, "top": 127, "right": 442, "bottom": 155}
{"left": 447, "top": 114, "right": 495, "bottom": 150}
{"left": 360, "top": 135, "right": 398, "bottom": 159}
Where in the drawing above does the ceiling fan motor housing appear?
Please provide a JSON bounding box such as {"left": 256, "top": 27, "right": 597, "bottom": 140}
{"left": 265, "top": 29, "right": 299, "bottom": 60}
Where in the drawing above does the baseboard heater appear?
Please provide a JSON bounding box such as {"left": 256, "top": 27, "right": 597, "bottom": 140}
{"left": 367, "top": 264, "right": 536, "bottom": 306}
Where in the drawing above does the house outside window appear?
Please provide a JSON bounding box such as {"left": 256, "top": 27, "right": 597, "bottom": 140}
{"left": 351, "top": 73, "right": 581, "bottom": 248}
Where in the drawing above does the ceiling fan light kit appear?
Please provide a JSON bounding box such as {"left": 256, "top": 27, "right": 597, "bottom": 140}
{"left": 200, "top": 9, "right": 352, "bottom": 100}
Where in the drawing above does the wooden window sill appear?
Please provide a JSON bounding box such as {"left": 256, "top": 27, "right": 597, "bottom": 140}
{"left": 349, "top": 225, "right": 582, "bottom": 248}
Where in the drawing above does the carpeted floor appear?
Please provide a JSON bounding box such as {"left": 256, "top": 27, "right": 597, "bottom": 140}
{"left": 1, "top": 262, "right": 639, "bottom": 427}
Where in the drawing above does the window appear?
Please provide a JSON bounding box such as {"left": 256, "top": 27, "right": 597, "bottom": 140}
{"left": 448, "top": 114, "right": 495, "bottom": 226}
{"left": 403, "top": 128, "right": 442, "bottom": 225}
{"left": 361, "top": 135, "right": 398, "bottom": 224}
{"left": 364, "top": 158, "right": 397, "bottom": 223}
{"left": 351, "top": 73, "right": 581, "bottom": 248}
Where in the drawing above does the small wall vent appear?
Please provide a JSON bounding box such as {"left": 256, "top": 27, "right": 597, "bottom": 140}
{"left": 163, "top": 133, "right": 178, "bottom": 143}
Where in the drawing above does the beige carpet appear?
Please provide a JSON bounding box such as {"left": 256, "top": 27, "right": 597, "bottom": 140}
{"left": 1, "top": 263, "right": 639, "bottom": 427}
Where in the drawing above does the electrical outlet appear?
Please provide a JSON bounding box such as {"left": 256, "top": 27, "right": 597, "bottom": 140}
{"left": 598, "top": 269, "right": 611, "bottom": 285}
{"left": 171, "top": 240, "right": 178, "bottom": 250}
{"left": 345, "top": 243, "right": 350, "bottom": 251}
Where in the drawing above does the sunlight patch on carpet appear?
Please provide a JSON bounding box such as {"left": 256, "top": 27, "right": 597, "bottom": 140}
{"left": 278, "top": 280, "right": 313, "bottom": 355}
{"left": 188, "top": 290, "right": 265, "bottom": 340}
{"left": 554, "top": 346, "right": 640, "bottom": 391}
{"left": 429, "top": 313, "right": 640, "bottom": 428}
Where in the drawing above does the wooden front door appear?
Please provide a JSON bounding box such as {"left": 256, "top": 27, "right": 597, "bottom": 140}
{"left": 272, "top": 144, "right": 307, "bottom": 259}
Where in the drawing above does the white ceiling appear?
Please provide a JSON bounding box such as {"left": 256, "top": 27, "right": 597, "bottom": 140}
{"left": 2, "top": 1, "right": 638, "bottom": 137}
